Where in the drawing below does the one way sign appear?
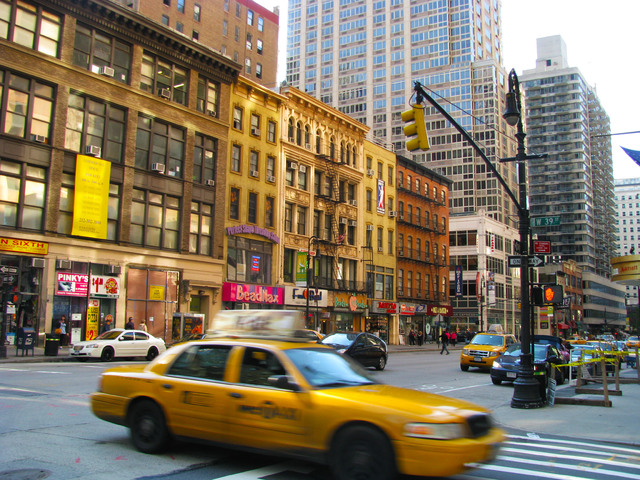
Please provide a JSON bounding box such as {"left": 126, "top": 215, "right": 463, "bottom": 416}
{"left": 508, "top": 255, "right": 545, "bottom": 268}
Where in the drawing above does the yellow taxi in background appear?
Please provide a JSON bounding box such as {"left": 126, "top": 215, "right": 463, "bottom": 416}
{"left": 627, "top": 336, "right": 640, "bottom": 349}
{"left": 460, "top": 333, "right": 518, "bottom": 371}
{"left": 91, "top": 310, "right": 504, "bottom": 480}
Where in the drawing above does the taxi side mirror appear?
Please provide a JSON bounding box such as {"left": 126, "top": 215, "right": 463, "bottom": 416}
{"left": 268, "top": 375, "right": 301, "bottom": 392}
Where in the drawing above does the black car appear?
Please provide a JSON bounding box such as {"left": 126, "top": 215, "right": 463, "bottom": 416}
{"left": 321, "top": 332, "right": 388, "bottom": 370}
{"left": 490, "top": 343, "right": 567, "bottom": 386}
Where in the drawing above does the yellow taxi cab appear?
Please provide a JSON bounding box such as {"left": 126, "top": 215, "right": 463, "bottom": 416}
{"left": 627, "top": 336, "right": 639, "bottom": 349}
{"left": 460, "top": 332, "right": 517, "bottom": 372}
{"left": 91, "top": 310, "right": 504, "bottom": 480}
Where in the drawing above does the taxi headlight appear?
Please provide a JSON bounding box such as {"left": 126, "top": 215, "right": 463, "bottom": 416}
{"left": 462, "top": 348, "right": 469, "bottom": 355}
{"left": 488, "top": 351, "right": 500, "bottom": 357}
{"left": 403, "top": 422, "right": 465, "bottom": 440}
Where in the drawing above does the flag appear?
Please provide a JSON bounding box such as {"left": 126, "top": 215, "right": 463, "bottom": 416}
{"left": 622, "top": 147, "right": 640, "bottom": 168}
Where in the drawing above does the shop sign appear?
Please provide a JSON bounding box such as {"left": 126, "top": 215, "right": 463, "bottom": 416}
{"left": 284, "top": 286, "right": 328, "bottom": 307}
{"left": 427, "top": 305, "right": 453, "bottom": 316}
{"left": 149, "top": 285, "right": 165, "bottom": 300}
{"left": 399, "top": 303, "right": 417, "bottom": 315}
{"left": 222, "top": 282, "right": 284, "bottom": 305}
{"left": 334, "top": 292, "right": 367, "bottom": 311}
{"left": 89, "top": 275, "right": 121, "bottom": 298}
{"left": 0, "top": 237, "right": 49, "bottom": 255}
{"left": 86, "top": 300, "right": 100, "bottom": 340}
{"left": 56, "top": 273, "right": 89, "bottom": 297}
{"left": 226, "top": 224, "right": 280, "bottom": 244}
{"left": 372, "top": 301, "right": 397, "bottom": 314}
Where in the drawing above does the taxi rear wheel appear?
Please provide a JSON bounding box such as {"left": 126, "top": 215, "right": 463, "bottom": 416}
{"left": 330, "top": 425, "right": 396, "bottom": 480}
{"left": 129, "top": 400, "right": 170, "bottom": 454}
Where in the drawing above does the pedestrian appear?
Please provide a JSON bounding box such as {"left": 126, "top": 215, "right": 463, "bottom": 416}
{"left": 409, "top": 329, "right": 415, "bottom": 345}
{"left": 104, "top": 317, "right": 112, "bottom": 332}
{"left": 440, "top": 329, "right": 450, "bottom": 355}
{"left": 418, "top": 330, "right": 423, "bottom": 346}
{"left": 58, "top": 315, "right": 68, "bottom": 347}
{"left": 450, "top": 331, "right": 457, "bottom": 347}
{"left": 139, "top": 320, "right": 147, "bottom": 332}
{"left": 125, "top": 316, "right": 135, "bottom": 330}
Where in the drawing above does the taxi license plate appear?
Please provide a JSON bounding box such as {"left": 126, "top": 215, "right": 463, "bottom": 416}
{"left": 474, "top": 356, "right": 482, "bottom": 362}
{"left": 507, "top": 372, "right": 517, "bottom": 378}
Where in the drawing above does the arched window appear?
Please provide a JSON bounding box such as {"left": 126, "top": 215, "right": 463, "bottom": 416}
{"left": 304, "top": 125, "right": 310, "bottom": 147}
{"left": 352, "top": 146, "right": 357, "bottom": 168}
{"left": 340, "top": 141, "right": 346, "bottom": 163}
{"left": 296, "top": 121, "right": 302, "bottom": 145}
{"left": 288, "top": 117, "right": 294, "bottom": 141}
{"left": 330, "top": 136, "right": 336, "bottom": 159}
{"left": 315, "top": 129, "right": 322, "bottom": 153}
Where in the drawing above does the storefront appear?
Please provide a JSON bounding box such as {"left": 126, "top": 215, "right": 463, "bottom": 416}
{"left": 369, "top": 301, "right": 396, "bottom": 344}
{"left": 283, "top": 286, "right": 328, "bottom": 330}
{"left": 329, "top": 292, "right": 368, "bottom": 334}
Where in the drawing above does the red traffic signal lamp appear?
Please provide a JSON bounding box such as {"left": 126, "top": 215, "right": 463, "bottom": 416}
{"left": 401, "top": 104, "right": 430, "bottom": 151}
{"left": 532, "top": 285, "right": 563, "bottom": 305}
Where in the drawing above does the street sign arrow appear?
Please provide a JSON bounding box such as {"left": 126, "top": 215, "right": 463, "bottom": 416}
{"left": 0, "top": 266, "right": 18, "bottom": 274}
{"left": 508, "top": 255, "right": 545, "bottom": 268}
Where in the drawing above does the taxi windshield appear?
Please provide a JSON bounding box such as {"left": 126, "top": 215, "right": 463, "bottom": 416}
{"left": 285, "top": 347, "right": 377, "bottom": 389}
{"left": 470, "top": 334, "right": 504, "bottom": 346}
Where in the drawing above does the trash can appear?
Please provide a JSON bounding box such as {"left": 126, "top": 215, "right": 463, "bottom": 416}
{"left": 44, "top": 334, "right": 59, "bottom": 356}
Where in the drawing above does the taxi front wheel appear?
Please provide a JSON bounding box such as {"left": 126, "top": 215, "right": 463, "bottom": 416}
{"left": 330, "top": 425, "right": 396, "bottom": 480}
{"left": 129, "top": 400, "right": 171, "bottom": 454}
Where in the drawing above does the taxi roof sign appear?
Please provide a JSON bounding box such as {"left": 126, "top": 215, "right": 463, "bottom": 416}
{"left": 209, "top": 310, "right": 305, "bottom": 338}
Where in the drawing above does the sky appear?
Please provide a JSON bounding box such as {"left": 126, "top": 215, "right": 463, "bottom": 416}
{"left": 260, "top": 0, "right": 640, "bottom": 180}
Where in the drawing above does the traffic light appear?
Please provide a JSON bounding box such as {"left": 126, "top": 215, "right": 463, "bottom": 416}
{"left": 532, "top": 285, "right": 563, "bottom": 305}
{"left": 401, "top": 104, "right": 430, "bottom": 151}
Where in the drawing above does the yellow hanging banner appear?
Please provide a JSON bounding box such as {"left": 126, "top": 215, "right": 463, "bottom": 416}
{"left": 71, "top": 155, "right": 111, "bottom": 239}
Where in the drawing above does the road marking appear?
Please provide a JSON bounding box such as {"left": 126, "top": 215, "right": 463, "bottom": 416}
{"left": 211, "top": 460, "right": 316, "bottom": 479}
{"left": 496, "top": 455, "right": 640, "bottom": 479}
{"left": 507, "top": 435, "right": 640, "bottom": 455}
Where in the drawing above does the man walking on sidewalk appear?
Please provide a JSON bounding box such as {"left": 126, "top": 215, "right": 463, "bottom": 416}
{"left": 440, "top": 329, "right": 450, "bottom": 355}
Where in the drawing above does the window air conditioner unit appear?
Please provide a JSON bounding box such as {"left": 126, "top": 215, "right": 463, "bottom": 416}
{"left": 348, "top": 220, "right": 357, "bottom": 227}
{"left": 207, "top": 110, "right": 217, "bottom": 117}
{"left": 158, "top": 88, "right": 171, "bottom": 99}
{"left": 288, "top": 136, "right": 295, "bottom": 142}
{"left": 288, "top": 162, "right": 298, "bottom": 170}
{"left": 267, "top": 175, "right": 276, "bottom": 182}
{"left": 32, "top": 258, "right": 45, "bottom": 268}
{"left": 33, "top": 135, "right": 46, "bottom": 143}
{"left": 250, "top": 170, "right": 259, "bottom": 177}
{"left": 57, "top": 259, "right": 72, "bottom": 269}
{"left": 107, "top": 265, "right": 122, "bottom": 275}
{"left": 340, "top": 217, "right": 348, "bottom": 224}
{"left": 377, "top": 247, "right": 383, "bottom": 252}
{"left": 399, "top": 214, "right": 404, "bottom": 221}
{"left": 298, "top": 165, "right": 307, "bottom": 173}
{"left": 366, "top": 225, "right": 374, "bottom": 231}
{"left": 205, "top": 179, "right": 215, "bottom": 186}
{"left": 349, "top": 200, "right": 357, "bottom": 206}
{"left": 251, "top": 128, "right": 260, "bottom": 136}
{"left": 98, "top": 65, "right": 115, "bottom": 77}
{"left": 305, "top": 143, "right": 311, "bottom": 149}
{"left": 367, "top": 169, "right": 375, "bottom": 177}
{"left": 389, "top": 211, "right": 397, "bottom": 218}
{"left": 398, "top": 250, "right": 404, "bottom": 257}
{"left": 85, "top": 145, "right": 101, "bottom": 156}
{"left": 152, "top": 163, "right": 166, "bottom": 173}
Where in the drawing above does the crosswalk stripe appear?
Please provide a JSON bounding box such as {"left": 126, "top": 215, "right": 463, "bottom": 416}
{"left": 501, "top": 446, "right": 640, "bottom": 469}
{"left": 507, "top": 440, "right": 640, "bottom": 460}
{"left": 507, "top": 434, "right": 640, "bottom": 455}
{"left": 468, "top": 462, "right": 622, "bottom": 480}
{"left": 497, "top": 455, "right": 640, "bottom": 479}
{"left": 210, "top": 460, "right": 316, "bottom": 479}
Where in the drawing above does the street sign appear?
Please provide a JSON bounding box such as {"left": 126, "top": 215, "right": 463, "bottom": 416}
{"left": 0, "top": 266, "right": 18, "bottom": 274}
{"left": 508, "top": 255, "right": 545, "bottom": 268}
{"left": 531, "top": 216, "right": 561, "bottom": 227}
{"left": 534, "top": 240, "right": 551, "bottom": 254}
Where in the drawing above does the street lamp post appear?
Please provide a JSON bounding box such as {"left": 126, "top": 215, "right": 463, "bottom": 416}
{"left": 503, "top": 69, "right": 545, "bottom": 409}
{"left": 306, "top": 236, "right": 318, "bottom": 330}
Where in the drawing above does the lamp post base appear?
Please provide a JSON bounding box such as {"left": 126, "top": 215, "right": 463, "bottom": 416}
{"left": 511, "top": 373, "right": 545, "bottom": 409}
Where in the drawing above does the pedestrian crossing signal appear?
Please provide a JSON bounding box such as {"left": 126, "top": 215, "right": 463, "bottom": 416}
{"left": 533, "top": 285, "right": 563, "bottom": 305}
{"left": 401, "top": 104, "right": 430, "bottom": 151}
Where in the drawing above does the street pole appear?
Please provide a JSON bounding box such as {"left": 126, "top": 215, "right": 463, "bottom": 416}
{"left": 306, "top": 236, "right": 318, "bottom": 330}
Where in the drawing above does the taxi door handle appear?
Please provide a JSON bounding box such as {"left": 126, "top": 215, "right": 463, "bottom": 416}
{"left": 229, "top": 392, "right": 243, "bottom": 399}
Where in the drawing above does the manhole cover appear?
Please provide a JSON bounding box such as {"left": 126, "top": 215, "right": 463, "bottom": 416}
{"left": 0, "top": 470, "right": 51, "bottom": 480}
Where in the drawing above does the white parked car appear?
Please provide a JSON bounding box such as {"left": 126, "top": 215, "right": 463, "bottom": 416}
{"left": 70, "top": 329, "right": 166, "bottom": 362}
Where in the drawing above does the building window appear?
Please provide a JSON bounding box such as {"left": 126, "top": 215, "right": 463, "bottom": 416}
{"left": 247, "top": 9, "right": 254, "bottom": 25}
{"left": 0, "top": 159, "right": 45, "bottom": 231}
{"left": 194, "top": 3, "right": 201, "bottom": 21}
{"left": 134, "top": 115, "right": 185, "bottom": 177}
{"left": 258, "top": 17, "right": 264, "bottom": 31}
{"left": 366, "top": 189, "right": 372, "bottom": 211}
{"left": 1, "top": 71, "right": 54, "bottom": 143}
{"left": 0, "top": 1, "right": 61, "bottom": 57}
{"left": 249, "top": 150, "right": 259, "bottom": 175}
{"left": 256, "top": 63, "right": 262, "bottom": 79}
{"left": 130, "top": 189, "right": 180, "bottom": 250}
{"left": 227, "top": 237, "right": 272, "bottom": 284}
{"left": 72, "top": 24, "right": 131, "bottom": 84}
{"left": 231, "top": 144, "right": 241, "bottom": 173}
{"left": 298, "top": 166, "right": 307, "bottom": 190}
{"left": 140, "top": 52, "right": 188, "bottom": 105}
{"left": 193, "top": 133, "right": 216, "bottom": 184}
{"left": 265, "top": 196, "right": 274, "bottom": 227}
{"left": 236, "top": 2, "right": 241, "bottom": 17}
{"left": 284, "top": 203, "right": 293, "bottom": 232}
{"left": 222, "top": 20, "right": 228, "bottom": 36}
{"left": 192, "top": 30, "right": 199, "bottom": 41}
{"left": 177, "top": 0, "right": 185, "bottom": 13}
{"left": 377, "top": 227, "right": 383, "bottom": 251}
{"left": 257, "top": 39, "right": 263, "bottom": 54}
{"left": 248, "top": 192, "right": 257, "bottom": 224}
{"left": 65, "top": 92, "right": 126, "bottom": 163}
{"left": 233, "top": 107, "right": 243, "bottom": 130}
{"left": 388, "top": 166, "right": 393, "bottom": 185}
{"left": 246, "top": 32, "right": 252, "bottom": 50}
{"left": 266, "top": 155, "right": 275, "bottom": 179}
{"left": 163, "top": 0, "right": 170, "bottom": 5}
{"left": 297, "top": 206, "right": 307, "bottom": 235}
{"left": 196, "top": 77, "right": 220, "bottom": 117}
{"left": 267, "top": 120, "right": 276, "bottom": 143}
{"left": 245, "top": 58, "right": 251, "bottom": 74}
{"left": 250, "top": 114, "right": 260, "bottom": 136}
{"left": 161, "top": 15, "right": 169, "bottom": 26}
{"left": 189, "top": 201, "right": 213, "bottom": 255}
{"left": 176, "top": 22, "right": 183, "bottom": 33}
{"left": 229, "top": 187, "right": 240, "bottom": 220}
{"left": 388, "top": 229, "right": 393, "bottom": 255}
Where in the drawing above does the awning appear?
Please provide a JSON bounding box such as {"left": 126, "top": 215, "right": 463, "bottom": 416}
{"left": 557, "top": 323, "right": 570, "bottom": 329}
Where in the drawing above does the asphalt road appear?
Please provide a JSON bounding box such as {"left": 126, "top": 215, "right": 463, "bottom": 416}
{"left": 1, "top": 351, "right": 639, "bottom": 480}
